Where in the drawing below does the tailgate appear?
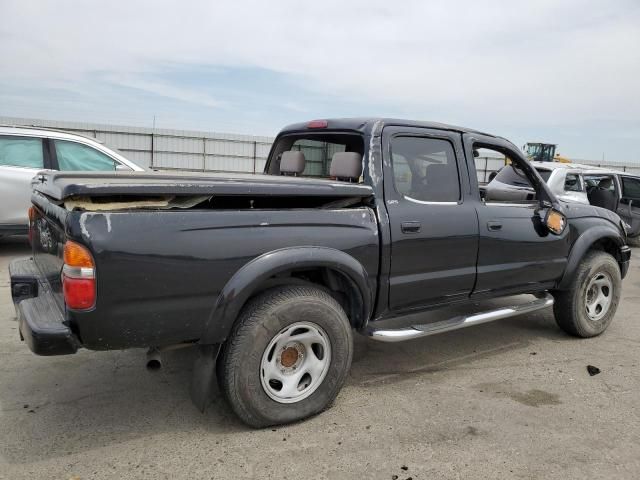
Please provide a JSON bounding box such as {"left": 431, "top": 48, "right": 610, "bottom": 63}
{"left": 30, "top": 193, "right": 69, "bottom": 312}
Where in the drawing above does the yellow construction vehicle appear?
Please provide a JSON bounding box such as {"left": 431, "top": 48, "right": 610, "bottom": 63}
{"left": 523, "top": 142, "right": 571, "bottom": 163}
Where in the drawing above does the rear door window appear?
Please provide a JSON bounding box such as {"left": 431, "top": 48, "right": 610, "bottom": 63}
{"left": 0, "top": 136, "right": 44, "bottom": 168}
{"left": 390, "top": 136, "right": 460, "bottom": 202}
{"left": 54, "top": 140, "right": 117, "bottom": 171}
{"left": 564, "top": 173, "right": 583, "bottom": 192}
{"left": 621, "top": 176, "right": 640, "bottom": 199}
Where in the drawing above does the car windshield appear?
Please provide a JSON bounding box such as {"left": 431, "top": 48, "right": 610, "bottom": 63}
{"left": 535, "top": 168, "right": 552, "bottom": 182}
{"left": 493, "top": 165, "right": 532, "bottom": 187}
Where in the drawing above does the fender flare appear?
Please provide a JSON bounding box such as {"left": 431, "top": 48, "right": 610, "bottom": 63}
{"left": 557, "top": 225, "right": 625, "bottom": 289}
{"left": 201, "top": 246, "right": 373, "bottom": 344}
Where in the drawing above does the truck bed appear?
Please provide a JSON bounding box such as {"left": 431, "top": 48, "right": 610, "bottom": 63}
{"left": 32, "top": 171, "right": 373, "bottom": 200}
{"left": 23, "top": 170, "right": 380, "bottom": 352}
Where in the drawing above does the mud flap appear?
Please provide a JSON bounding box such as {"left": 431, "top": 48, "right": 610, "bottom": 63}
{"left": 189, "top": 343, "right": 221, "bottom": 412}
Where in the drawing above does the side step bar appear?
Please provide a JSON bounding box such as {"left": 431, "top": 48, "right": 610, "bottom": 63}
{"left": 366, "top": 293, "right": 554, "bottom": 343}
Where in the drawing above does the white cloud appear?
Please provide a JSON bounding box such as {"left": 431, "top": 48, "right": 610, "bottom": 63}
{"left": 107, "top": 75, "right": 225, "bottom": 108}
{"left": 0, "top": 0, "right": 639, "bottom": 158}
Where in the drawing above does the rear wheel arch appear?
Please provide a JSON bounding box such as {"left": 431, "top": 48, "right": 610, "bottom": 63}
{"left": 202, "top": 247, "right": 373, "bottom": 344}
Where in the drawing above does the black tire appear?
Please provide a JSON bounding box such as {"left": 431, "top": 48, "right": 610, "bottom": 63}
{"left": 218, "top": 285, "right": 353, "bottom": 428}
{"left": 553, "top": 251, "right": 621, "bottom": 337}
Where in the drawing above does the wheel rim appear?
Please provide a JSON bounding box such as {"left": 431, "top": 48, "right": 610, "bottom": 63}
{"left": 260, "top": 321, "right": 331, "bottom": 404}
{"left": 584, "top": 271, "right": 613, "bottom": 321}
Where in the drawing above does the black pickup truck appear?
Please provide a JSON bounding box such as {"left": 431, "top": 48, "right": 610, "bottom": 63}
{"left": 10, "top": 118, "right": 631, "bottom": 427}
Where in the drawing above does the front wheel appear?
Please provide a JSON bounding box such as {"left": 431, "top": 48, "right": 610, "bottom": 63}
{"left": 218, "top": 286, "right": 353, "bottom": 427}
{"left": 553, "top": 251, "right": 621, "bottom": 337}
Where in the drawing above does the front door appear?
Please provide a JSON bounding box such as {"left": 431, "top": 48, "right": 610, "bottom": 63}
{"left": 464, "top": 133, "right": 571, "bottom": 296}
{"left": 383, "top": 127, "right": 479, "bottom": 312}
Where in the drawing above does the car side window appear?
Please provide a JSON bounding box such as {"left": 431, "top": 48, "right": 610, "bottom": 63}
{"left": 0, "top": 136, "right": 44, "bottom": 169}
{"left": 54, "top": 140, "right": 117, "bottom": 171}
{"left": 622, "top": 177, "right": 640, "bottom": 200}
{"left": 564, "top": 173, "right": 583, "bottom": 192}
{"left": 390, "top": 136, "right": 460, "bottom": 202}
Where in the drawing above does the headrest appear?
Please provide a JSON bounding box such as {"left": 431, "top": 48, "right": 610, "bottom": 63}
{"left": 330, "top": 152, "right": 362, "bottom": 180}
{"left": 280, "top": 151, "right": 306, "bottom": 175}
{"left": 598, "top": 177, "right": 612, "bottom": 189}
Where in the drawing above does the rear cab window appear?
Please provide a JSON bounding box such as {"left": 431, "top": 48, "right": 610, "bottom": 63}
{"left": 0, "top": 136, "right": 44, "bottom": 169}
{"left": 266, "top": 133, "right": 364, "bottom": 180}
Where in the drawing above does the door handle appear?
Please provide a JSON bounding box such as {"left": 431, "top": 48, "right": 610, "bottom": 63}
{"left": 487, "top": 221, "right": 502, "bottom": 231}
{"left": 401, "top": 221, "right": 421, "bottom": 233}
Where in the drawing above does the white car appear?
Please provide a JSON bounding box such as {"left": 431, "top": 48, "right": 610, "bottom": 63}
{"left": 0, "top": 126, "right": 144, "bottom": 238}
{"left": 485, "top": 161, "right": 640, "bottom": 243}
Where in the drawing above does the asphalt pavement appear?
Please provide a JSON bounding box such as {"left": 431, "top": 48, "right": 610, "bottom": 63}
{"left": 1, "top": 236, "right": 638, "bottom": 479}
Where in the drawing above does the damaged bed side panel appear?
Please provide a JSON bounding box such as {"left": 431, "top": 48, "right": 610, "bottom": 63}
{"left": 64, "top": 207, "right": 379, "bottom": 350}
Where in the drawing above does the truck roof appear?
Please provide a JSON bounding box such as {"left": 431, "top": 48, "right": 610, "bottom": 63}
{"left": 279, "top": 118, "right": 498, "bottom": 138}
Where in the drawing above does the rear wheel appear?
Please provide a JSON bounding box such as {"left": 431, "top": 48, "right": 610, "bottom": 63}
{"left": 218, "top": 286, "right": 353, "bottom": 427}
{"left": 553, "top": 251, "right": 621, "bottom": 337}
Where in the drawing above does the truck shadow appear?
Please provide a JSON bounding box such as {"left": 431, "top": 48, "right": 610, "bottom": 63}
{"left": 0, "top": 307, "right": 566, "bottom": 464}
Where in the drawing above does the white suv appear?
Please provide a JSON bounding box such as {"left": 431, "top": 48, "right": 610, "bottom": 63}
{"left": 0, "top": 125, "right": 144, "bottom": 238}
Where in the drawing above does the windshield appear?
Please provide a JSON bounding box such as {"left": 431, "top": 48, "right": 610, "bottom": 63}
{"left": 493, "top": 165, "right": 533, "bottom": 187}
{"left": 535, "top": 168, "right": 552, "bottom": 182}
{"left": 526, "top": 144, "right": 542, "bottom": 157}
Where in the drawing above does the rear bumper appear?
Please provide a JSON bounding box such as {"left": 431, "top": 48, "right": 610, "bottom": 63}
{"left": 620, "top": 245, "right": 631, "bottom": 279}
{"left": 10, "top": 257, "right": 78, "bottom": 355}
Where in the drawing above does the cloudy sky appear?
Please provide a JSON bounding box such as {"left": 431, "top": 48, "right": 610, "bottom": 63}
{"left": 1, "top": 0, "right": 639, "bottom": 162}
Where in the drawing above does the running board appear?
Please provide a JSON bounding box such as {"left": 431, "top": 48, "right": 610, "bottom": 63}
{"left": 366, "top": 293, "right": 554, "bottom": 343}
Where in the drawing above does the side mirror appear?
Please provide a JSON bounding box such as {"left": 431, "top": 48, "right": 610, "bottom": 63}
{"left": 115, "top": 164, "right": 131, "bottom": 172}
{"left": 545, "top": 209, "right": 567, "bottom": 235}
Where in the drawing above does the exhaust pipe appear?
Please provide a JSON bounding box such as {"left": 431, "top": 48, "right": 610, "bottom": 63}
{"left": 146, "top": 348, "right": 162, "bottom": 370}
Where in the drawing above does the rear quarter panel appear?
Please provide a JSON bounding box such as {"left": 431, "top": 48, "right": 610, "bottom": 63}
{"left": 67, "top": 207, "right": 379, "bottom": 349}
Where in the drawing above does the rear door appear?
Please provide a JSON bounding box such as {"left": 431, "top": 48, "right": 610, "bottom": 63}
{"left": 0, "top": 135, "right": 51, "bottom": 228}
{"left": 383, "top": 126, "right": 479, "bottom": 312}
{"left": 51, "top": 139, "right": 123, "bottom": 171}
{"left": 617, "top": 175, "right": 640, "bottom": 237}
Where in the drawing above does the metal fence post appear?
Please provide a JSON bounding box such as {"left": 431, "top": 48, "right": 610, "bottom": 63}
{"left": 150, "top": 133, "right": 154, "bottom": 168}
{"left": 203, "top": 137, "right": 207, "bottom": 172}
{"left": 253, "top": 141, "right": 257, "bottom": 174}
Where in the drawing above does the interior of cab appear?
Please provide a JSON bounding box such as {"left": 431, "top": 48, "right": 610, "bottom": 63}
{"left": 266, "top": 133, "right": 365, "bottom": 182}
{"left": 585, "top": 174, "right": 618, "bottom": 212}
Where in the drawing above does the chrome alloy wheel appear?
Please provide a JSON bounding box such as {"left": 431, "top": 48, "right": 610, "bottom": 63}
{"left": 585, "top": 271, "right": 613, "bottom": 321}
{"left": 260, "top": 321, "right": 331, "bottom": 403}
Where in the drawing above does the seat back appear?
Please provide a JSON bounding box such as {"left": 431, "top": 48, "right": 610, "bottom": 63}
{"left": 280, "top": 151, "right": 306, "bottom": 176}
{"left": 329, "top": 152, "right": 362, "bottom": 182}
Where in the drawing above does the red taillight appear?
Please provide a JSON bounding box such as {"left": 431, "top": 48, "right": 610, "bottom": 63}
{"left": 62, "top": 241, "right": 96, "bottom": 310}
{"left": 307, "top": 119, "right": 328, "bottom": 129}
{"left": 63, "top": 277, "right": 96, "bottom": 310}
